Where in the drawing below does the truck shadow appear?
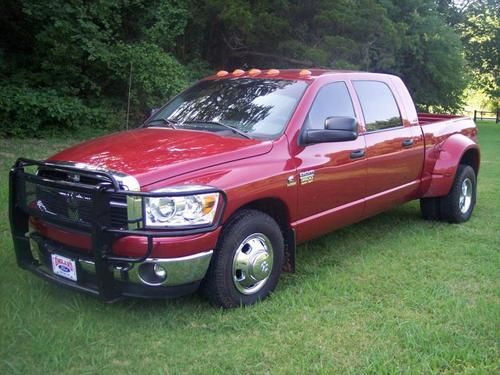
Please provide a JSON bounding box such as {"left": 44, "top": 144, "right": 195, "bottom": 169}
{"left": 279, "top": 200, "right": 447, "bottom": 286}
{"left": 42, "top": 201, "right": 446, "bottom": 317}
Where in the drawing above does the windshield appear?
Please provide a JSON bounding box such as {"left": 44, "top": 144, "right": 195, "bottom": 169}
{"left": 146, "top": 78, "right": 308, "bottom": 139}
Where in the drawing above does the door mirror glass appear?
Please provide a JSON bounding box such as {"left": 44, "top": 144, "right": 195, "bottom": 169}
{"left": 302, "top": 116, "right": 358, "bottom": 144}
{"left": 324, "top": 116, "right": 357, "bottom": 132}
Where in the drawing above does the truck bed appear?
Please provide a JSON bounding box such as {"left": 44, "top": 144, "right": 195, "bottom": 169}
{"left": 417, "top": 113, "right": 465, "bottom": 125}
{"left": 417, "top": 113, "right": 477, "bottom": 143}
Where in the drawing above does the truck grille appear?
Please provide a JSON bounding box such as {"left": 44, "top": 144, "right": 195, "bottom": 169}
{"left": 26, "top": 168, "right": 130, "bottom": 229}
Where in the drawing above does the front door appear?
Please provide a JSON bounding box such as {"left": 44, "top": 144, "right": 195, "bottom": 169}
{"left": 293, "top": 81, "right": 367, "bottom": 243}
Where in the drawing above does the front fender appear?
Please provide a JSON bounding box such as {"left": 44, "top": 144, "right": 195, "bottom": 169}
{"left": 422, "top": 134, "right": 480, "bottom": 198}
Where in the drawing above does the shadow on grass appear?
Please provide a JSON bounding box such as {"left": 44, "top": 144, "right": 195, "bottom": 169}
{"left": 29, "top": 201, "right": 440, "bottom": 316}
{"left": 292, "top": 202, "right": 426, "bottom": 267}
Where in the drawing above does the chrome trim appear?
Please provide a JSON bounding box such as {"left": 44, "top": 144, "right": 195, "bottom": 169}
{"left": 79, "top": 259, "right": 96, "bottom": 274}
{"left": 110, "top": 201, "right": 127, "bottom": 208}
{"left": 130, "top": 251, "right": 213, "bottom": 286}
{"left": 77, "top": 250, "right": 213, "bottom": 287}
{"left": 29, "top": 236, "right": 42, "bottom": 264}
{"left": 44, "top": 160, "right": 141, "bottom": 191}
{"left": 459, "top": 177, "right": 473, "bottom": 214}
{"left": 127, "top": 196, "right": 143, "bottom": 229}
{"left": 232, "top": 233, "right": 273, "bottom": 295}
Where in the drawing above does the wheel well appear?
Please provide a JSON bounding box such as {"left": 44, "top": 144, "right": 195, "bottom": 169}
{"left": 460, "top": 148, "right": 480, "bottom": 176}
{"left": 241, "top": 198, "right": 290, "bottom": 232}
{"left": 238, "top": 198, "right": 295, "bottom": 272}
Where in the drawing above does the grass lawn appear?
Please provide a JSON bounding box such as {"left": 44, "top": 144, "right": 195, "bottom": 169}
{"left": 0, "top": 121, "right": 498, "bottom": 374}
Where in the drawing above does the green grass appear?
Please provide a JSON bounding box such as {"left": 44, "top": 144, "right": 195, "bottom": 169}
{"left": 0, "top": 122, "right": 498, "bottom": 374}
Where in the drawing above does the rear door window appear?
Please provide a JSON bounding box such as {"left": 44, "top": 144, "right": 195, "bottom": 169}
{"left": 353, "top": 81, "right": 402, "bottom": 131}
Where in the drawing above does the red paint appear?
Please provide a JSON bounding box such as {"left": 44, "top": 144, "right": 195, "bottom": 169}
{"left": 31, "top": 217, "right": 220, "bottom": 259}
{"left": 419, "top": 127, "right": 479, "bottom": 198}
{"left": 111, "top": 228, "right": 221, "bottom": 258}
{"left": 33, "top": 70, "right": 479, "bottom": 257}
{"left": 49, "top": 128, "right": 270, "bottom": 187}
{"left": 31, "top": 217, "right": 92, "bottom": 252}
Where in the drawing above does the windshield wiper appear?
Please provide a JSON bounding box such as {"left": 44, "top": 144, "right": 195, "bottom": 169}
{"left": 145, "top": 117, "right": 178, "bottom": 129}
{"left": 183, "top": 120, "right": 252, "bottom": 139}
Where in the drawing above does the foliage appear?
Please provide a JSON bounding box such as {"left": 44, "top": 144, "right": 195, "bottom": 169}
{"left": 0, "top": 0, "right": 496, "bottom": 136}
{"left": 395, "top": 5, "right": 468, "bottom": 111}
{"left": 0, "top": 0, "right": 190, "bottom": 136}
{"left": 0, "top": 85, "right": 120, "bottom": 137}
{"left": 184, "top": 0, "right": 469, "bottom": 111}
{"left": 464, "top": 87, "right": 498, "bottom": 112}
{"left": 458, "top": 1, "right": 499, "bottom": 105}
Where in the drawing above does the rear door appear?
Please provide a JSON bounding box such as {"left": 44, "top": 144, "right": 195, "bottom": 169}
{"left": 351, "top": 80, "right": 424, "bottom": 217}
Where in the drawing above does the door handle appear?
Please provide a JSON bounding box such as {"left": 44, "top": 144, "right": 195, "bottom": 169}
{"left": 350, "top": 149, "right": 365, "bottom": 159}
{"left": 402, "top": 139, "right": 414, "bottom": 147}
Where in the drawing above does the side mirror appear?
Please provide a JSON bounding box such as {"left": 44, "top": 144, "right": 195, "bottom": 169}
{"left": 301, "top": 116, "right": 358, "bottom": 144}
{"left": 150, "top": 108, "right": 160, "bottom": 116}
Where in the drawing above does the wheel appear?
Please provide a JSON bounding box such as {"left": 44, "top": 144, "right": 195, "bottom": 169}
{"left": 420, "top": 197, "right": 441, "bottom": 220}
{"left": 201, "top": 209, "right": 284, "bottom": 308}
{"left": 439, "top": 164, "right": 477, "bottom": 223}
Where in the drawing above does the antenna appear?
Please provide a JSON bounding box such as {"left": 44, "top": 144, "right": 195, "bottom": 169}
{"left": 126, "top": 62, "right": 133, "bottom": 130}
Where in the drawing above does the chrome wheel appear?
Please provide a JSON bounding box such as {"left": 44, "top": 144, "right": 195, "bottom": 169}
{"left": 232, "top": 233, "right": 274, "bottom": 295}
{"left": 459, "top": 178, "right": 473, "bottom": 214}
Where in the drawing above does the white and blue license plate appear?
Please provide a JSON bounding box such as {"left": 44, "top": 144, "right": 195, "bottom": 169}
{"left": 51, "top": 253, "right": 77, "bottom": 281}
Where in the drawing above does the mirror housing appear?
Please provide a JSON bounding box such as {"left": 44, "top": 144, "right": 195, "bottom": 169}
{"left": 301, "top": 116, "right": 358, "bottom": 144}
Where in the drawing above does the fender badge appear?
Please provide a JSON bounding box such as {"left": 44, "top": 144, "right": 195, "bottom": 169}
{"left": 287, "top": 175, "right": 296, "bottom": 187}
{"left": 299, "top": 170, "right": 315, "bottom": 185}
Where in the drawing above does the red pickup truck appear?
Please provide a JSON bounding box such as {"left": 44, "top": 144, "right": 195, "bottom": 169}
{"left": 10, "top": 69, "right": 479, "bottom": 307}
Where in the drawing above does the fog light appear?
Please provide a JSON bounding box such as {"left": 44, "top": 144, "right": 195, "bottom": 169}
{"left": 154, "top": 264, "right": 166, "bottom": 278}
{"left": 137, "top": 262, "right": 167, "bottom": 286}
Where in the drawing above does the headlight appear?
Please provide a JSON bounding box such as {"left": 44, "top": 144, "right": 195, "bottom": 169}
{"left": 144, "top": 186, "right": 220, "bottom": 228}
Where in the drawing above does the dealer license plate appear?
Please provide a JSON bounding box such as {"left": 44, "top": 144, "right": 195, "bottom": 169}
{"left": 51, "top": 254, "right": 77, "bottom": 281}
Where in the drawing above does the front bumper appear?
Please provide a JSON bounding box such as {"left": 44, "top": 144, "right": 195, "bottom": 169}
{"left": 9, "top": 158, "right": 224, "bottom": 301}
{"left": 26, "top": 234, "right": 212, "bottom": 300}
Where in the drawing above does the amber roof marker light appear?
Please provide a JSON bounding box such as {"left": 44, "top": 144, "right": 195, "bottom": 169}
{"left": 266, "top": 69, "right": 280, "bottom": 76}
{"left": 232, "top": 69, "right": 245, "bottom": 76}
{"left": 248, "top": 69, "right": 262, "bottom": 76}
{"left": 216, "top": 70, "right": 229, "bottom": 77}
{"left": 299, "top": 69, "right": 312, "bottom": 76}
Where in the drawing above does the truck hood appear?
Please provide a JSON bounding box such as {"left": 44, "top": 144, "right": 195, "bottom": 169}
{"left": 48, "top": 128, "right": 272, "bottom": 187}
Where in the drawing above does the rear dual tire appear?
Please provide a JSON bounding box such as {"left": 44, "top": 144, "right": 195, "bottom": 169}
{"left": 420, "top": 164, "right": 477, "bottom": 223}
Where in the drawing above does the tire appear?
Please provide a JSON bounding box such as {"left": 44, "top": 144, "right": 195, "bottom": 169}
{"left": 420, "top": 197, "right": 441, "bottom": 221}
{"left": 201, "top": 209, "right": 284, "bottom": 308}
{"left": 439, "top": 164, "right": 477, "bottom": 223}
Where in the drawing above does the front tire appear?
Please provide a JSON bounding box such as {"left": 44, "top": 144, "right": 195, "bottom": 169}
{"left": 201, "top": 209, "right": 284, "bottom": 308}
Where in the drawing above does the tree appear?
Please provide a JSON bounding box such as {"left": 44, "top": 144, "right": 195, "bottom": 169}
{"left": 392, "top": 0, "right": 468, "bottom": 111}
{"left": 459, "top": 1, "right": 499, "bottom": 104}
{"left": 0, "top": 0, "right": 477, "bottom": 136}
{"left": 0, "top": 0, "right": 190, "bottom": 136}
{"left": 185, "top": 0, "right": 467, "bottom": 110}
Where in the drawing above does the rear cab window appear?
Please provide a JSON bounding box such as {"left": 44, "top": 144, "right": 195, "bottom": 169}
{"left": 352, "top": 81, "right": 402, "bottom": 132}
